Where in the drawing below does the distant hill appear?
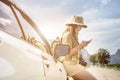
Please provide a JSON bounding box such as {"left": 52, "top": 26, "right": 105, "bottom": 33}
{"left": 110, "top": 49, "right": 120, "bottom": 64}
{"left": 81, "top": 49, "right": 92, "bottom": 65}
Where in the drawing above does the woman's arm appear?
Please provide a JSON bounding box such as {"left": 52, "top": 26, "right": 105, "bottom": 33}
{"left": 69, "top": 40, "right": 91, "bottom": 56}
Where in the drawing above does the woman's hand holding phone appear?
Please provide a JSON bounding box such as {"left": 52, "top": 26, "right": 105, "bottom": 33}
{"left": 80, "top": 39, "right": 93, "bottom": 48}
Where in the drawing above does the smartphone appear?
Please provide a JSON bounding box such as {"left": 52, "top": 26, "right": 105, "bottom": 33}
{"left": 88, "top": 39, "right": 93, "bottom": 43}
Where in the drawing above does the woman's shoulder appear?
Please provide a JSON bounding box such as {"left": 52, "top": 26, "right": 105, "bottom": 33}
{"left": 62, "top": 32, "right": 72, "bottom": 40}
{"left": 63, "top": 32, "right": 71, "bottom": 36}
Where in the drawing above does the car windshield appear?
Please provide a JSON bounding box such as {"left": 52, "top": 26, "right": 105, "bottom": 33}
{"left": 0, "top": 2, "right": 21, "bottom": 38}
{"left": 0, "top": 1, "right": 51, "bottom": 54}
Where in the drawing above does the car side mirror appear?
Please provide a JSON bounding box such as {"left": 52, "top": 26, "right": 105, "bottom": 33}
{"left": 54, "top": 44, "right": 70, "bottom": 56}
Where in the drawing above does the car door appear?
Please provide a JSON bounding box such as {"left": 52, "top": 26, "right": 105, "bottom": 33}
{"left": 0, "top": 1, "right": 46, "bottom": 80}
{"left": 0, "top": 0, "right": 67, "bottom": 80}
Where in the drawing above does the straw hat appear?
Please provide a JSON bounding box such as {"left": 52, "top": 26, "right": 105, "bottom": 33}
{"left": 66, "top": 16, "right": 87, "bottom": 28}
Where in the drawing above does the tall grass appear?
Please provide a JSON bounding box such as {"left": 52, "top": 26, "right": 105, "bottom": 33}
{"left": 106, "top": 64, "right": 120, "bottom": 71}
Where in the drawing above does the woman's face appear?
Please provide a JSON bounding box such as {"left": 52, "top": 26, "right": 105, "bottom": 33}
{"left": 75, "top": 26, "right": 82, "bottom": 33}
{"left": 67, "top": 25, "right": 82, "bottom": 34}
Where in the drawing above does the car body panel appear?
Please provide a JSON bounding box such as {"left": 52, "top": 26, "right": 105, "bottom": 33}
{"left": 0, "top": 30, "right": 67, "bottom": 80}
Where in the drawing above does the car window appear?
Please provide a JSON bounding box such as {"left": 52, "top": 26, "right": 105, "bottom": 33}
{"left": 13, "top": 7, "right": 48, "bottom": 52}
{"left": 0, "top": 2, "right": 43, "bottom": 41}
{"left": 13, "top": 6, "right": 44, "bottom": 43}
{"left": 0, "top": 1, "right": 48, "bottom": 53}
{"left": 0, "top": 2, "right": 22, "bottom": 38}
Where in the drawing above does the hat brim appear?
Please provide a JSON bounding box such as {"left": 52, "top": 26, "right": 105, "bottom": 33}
{"left": 66, "top": 22, "right": 87, "bottom": 28}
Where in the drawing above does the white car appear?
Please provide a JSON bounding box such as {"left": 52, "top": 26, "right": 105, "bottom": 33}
{"left": 0, "top": 0, "right": 67, "bottom": 80}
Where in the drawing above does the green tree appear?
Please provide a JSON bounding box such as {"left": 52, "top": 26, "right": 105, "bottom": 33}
{"left": 89, "top": 54, "right": 98, "bottom": 66}
{"left": 97, "top": 48, "right": 110, "bottom": 67}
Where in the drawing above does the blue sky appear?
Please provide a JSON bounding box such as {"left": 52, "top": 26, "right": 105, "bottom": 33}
{"left": 15, "top": 0, "right": 120, "bottom": 55}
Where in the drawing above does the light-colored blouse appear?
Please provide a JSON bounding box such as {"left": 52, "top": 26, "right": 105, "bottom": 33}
{"left": 62, "top": 32, "right": 80, "bottom": 63}
{"left": 61, "top": 31, "right": 84, "bottom": 76}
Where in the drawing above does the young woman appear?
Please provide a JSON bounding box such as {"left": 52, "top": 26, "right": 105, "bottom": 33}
{"left": 61, "top": 16, "right": 97, "bottom": 80}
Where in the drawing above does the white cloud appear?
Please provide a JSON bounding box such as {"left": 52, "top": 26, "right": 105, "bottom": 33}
{"left": 80, "top": 8, "right": 100, "bottom": 23}
{"left": 101, "top": 0, "right": 111, "bottom": 5}
{"left": 0, "top": 18, "right": 12, "bottom": 26}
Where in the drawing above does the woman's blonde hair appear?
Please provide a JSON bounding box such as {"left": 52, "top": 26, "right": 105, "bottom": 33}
{"left": 62, "top": 25, "right": 78, "bottom": 40}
